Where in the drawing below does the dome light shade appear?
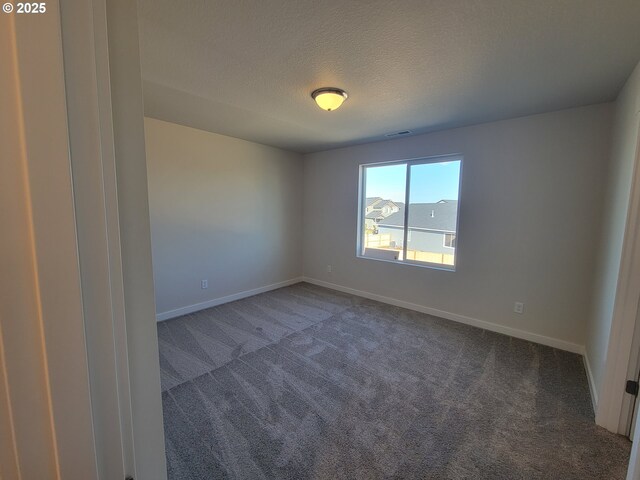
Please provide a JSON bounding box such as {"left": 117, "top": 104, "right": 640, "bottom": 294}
{"left": 311, "top": 87, "right": 348, "bottom": 111}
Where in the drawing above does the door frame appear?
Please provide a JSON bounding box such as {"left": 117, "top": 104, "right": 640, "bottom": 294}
{"left": 55, "top": 0, "right": 166, "bottom": 477}
{"left": 99, "top": 0, "right": 168, "bottom": 477}
{"left": 58, "top": 0, "right": 133, "bottom": 476}
{"left": 624, "top": 302, "right": 640, "bottom": 439}
{"left": 597, "top": 115, "right": 640, "bottom": 439}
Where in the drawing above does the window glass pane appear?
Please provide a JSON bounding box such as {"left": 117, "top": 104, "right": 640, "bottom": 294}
{"left": 406, "top": 160, "right": 461, "bottom": 266}
{"left": 362, "top": 164, "right": 406, "bottom": 261}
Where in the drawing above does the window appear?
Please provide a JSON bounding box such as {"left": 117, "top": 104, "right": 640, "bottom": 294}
{"left": 358, "top": 155, "right": 462, "bottom": 269}
{"left": 444, "top": 233, "right": 456, "bottom": 248}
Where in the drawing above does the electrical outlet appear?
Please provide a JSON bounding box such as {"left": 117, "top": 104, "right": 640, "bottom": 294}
{"left": 326, "top": 265, "right": 332, "bottom": 273}
{"left": 201, "top": 279, "right": 208, "bottom": 289}
{"left": 514, "top": 302, "right": 524, "bottom": 314}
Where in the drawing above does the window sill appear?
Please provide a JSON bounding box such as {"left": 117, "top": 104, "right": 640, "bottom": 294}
{"left": 356, "top": 254, "right": 456, "bottom": 272}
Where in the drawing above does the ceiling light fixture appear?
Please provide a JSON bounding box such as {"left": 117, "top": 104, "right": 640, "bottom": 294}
{"left": 311, "top": 87, "right": 348, "bottom": 111}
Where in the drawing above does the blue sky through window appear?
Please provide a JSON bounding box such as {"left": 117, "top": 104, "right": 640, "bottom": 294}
{"left": 365, "top": 160, "right": 461, "bottom": 203}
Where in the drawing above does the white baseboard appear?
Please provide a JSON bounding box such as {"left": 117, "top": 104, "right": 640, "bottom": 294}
{"left": 302, "top": 276, "right": 585, "bottom": 355}
{"left": 156, "top": 277, "right": 304, "bottom": 321}
{"left": 583, "top": 351, "right": 599, "bottom": 411}
{"left": 158, "top": 274, "right": 586, "bottom": 356}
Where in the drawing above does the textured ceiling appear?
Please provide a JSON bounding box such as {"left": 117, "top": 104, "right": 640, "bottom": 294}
{"left": 137, "top": 0, "right": 640, "bottom": 153}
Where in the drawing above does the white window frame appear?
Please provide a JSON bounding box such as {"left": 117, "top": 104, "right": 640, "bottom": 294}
{"left": 356, "top": 154, "right": 463, "bottom": 271}
{"left": 443, "top": 233, "right": 456, "bottom": 249}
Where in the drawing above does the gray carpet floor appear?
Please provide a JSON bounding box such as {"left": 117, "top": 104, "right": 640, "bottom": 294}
{"left": 157, "top": 282, "right": 631, "bottom": 479}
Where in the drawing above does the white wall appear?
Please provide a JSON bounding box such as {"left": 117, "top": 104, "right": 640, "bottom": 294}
{"left": 303, "top": 104, "right": 612, "bottom": 351}
{"left": 587, "top": 62, "right": 640, "bottom": 401}
{"left": 145, "top": 118, "right": 303, "bottom": 318}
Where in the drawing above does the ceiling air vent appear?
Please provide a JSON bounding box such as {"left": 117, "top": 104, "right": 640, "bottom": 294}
{"left": 385, "top": 130, "right": 412, "bottom": 138}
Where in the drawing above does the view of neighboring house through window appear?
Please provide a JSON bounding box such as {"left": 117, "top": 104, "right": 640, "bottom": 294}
{"left": 359, "top": 156, "right": 462, "bottom": 268}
